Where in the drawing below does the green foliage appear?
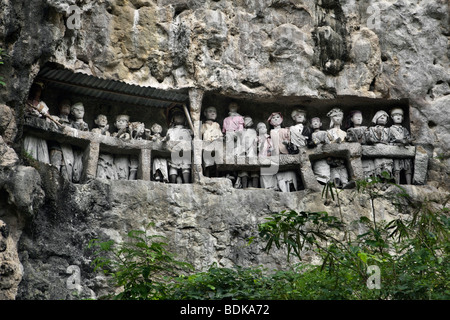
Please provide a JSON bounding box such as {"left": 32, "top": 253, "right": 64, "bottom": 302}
{"left": 258, "top": 210, "right": 344, "bottom": 262}
{"left": 258, "top": 176, "right": 450, "bottom": 300}
{"left": 88, "top": 223, "right": 193, "bottom": 300}
{"left": 22, "top": 150, "right": 36, "bottom": 162}
{"left": 165, "top": 263, "right": 383, "bottom": 300}
{"left": 382, "top": 199, "right": 450, "bottom": 299}
{"left": 165, "top": 264, "right": 326, "bottom": 300}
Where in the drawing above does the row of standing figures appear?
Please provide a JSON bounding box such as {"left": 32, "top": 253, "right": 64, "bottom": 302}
{"left": 23, "top": 89, "right": 191, "bottom": 183}
{"left": 199, "top": 102, "right": 414, "bottom": 190}
{"left": 23, "top": 84, "right": 413, "bottom": 189}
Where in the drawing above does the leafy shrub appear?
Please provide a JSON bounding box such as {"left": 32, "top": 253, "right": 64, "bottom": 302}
{"left": 167, "top": 264, "right": 273, "bottom": 300}
{"left": 88, "top": 223, "right": 193, "bottom": 300}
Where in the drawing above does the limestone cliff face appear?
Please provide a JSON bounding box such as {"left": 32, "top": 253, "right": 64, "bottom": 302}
{"left": 1, "top": 0, "right": 449, "bottom": 156}
{"left": 0, "top": 0, "right": 449, "bottom": 299}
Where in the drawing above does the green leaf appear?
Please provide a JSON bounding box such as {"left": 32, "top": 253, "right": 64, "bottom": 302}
{"left": 142, "top": 266, "right": 151, "bottom": 280}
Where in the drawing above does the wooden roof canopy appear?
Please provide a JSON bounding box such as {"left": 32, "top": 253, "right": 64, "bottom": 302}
{"left": 35, "top": 65, "right": 190, "bottom": 109}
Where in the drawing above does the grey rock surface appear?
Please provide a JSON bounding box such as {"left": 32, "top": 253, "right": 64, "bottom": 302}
{"left": 0, "top": 0, "right": 449, "bottom": 299}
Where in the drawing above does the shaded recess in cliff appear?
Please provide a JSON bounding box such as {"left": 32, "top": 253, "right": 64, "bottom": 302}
{"left": 35, "top": 63, "right": 190, "bottom": 109}
{"left": 202, "top": 91, "right": 411, "bottom": 132}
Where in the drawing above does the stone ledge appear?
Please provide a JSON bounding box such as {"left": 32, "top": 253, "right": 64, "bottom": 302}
{"left": 361, "top": 145, "right": 416, "bottom": 158}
